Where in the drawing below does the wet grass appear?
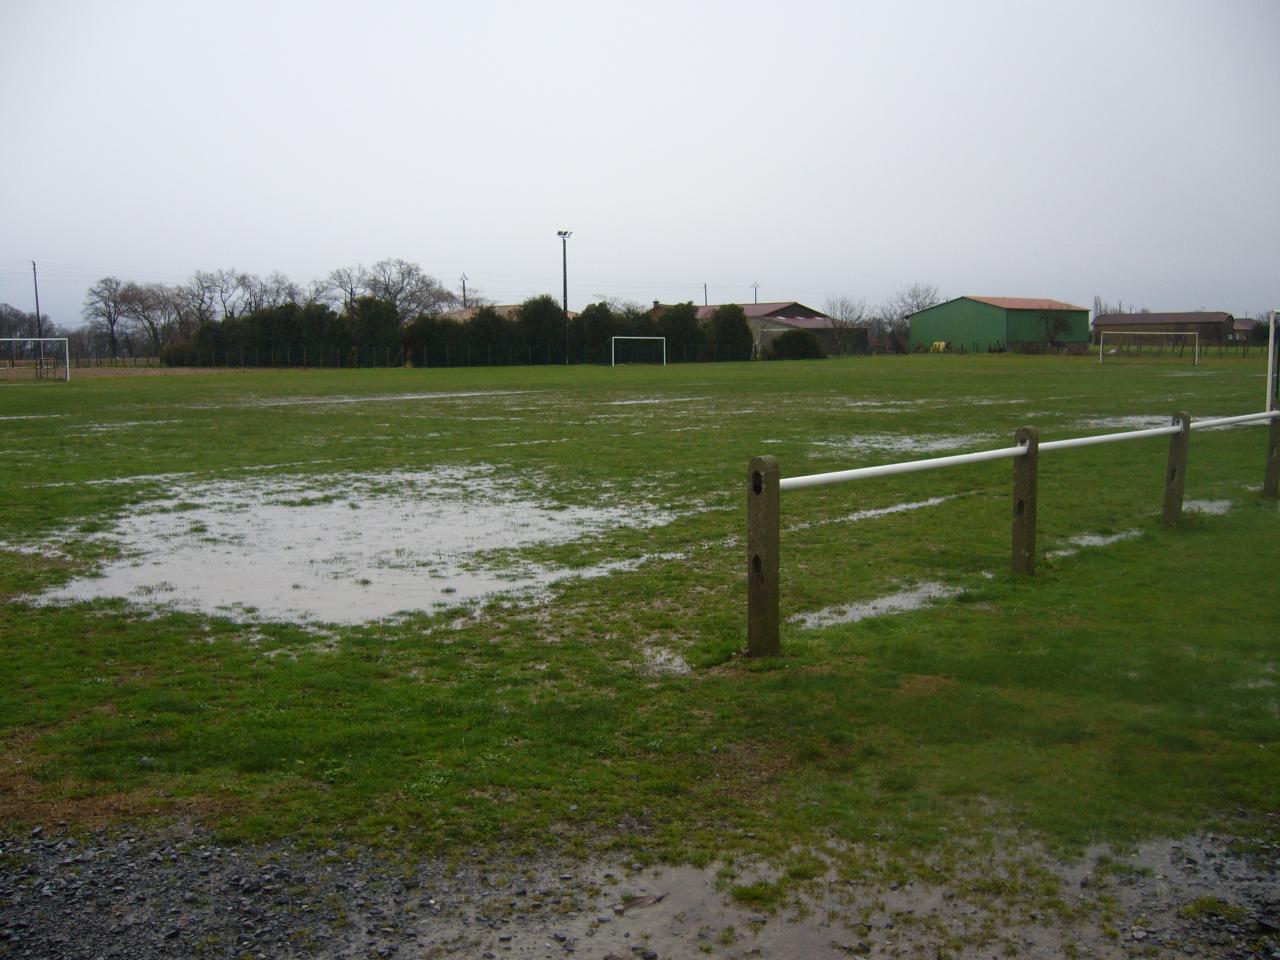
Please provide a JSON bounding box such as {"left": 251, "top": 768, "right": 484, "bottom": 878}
{"left": 1, "top": 356, "right": 1278, "bottom": 884}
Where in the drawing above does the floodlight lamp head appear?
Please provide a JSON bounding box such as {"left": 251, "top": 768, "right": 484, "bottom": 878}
{"left": 557, "top": 230, "right": 572, "bottom": 239}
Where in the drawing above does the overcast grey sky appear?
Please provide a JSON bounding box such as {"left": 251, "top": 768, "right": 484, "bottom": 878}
{"left": 2, "top": 0, "right": 1277, "bottom": 325}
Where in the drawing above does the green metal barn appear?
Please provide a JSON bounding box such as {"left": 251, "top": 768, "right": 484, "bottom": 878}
{"left": 908, "top": 296, "right": 1090, "bottom": 353}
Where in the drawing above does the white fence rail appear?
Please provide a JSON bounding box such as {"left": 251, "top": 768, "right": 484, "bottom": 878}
{"left": 746, "top": 409, "right": 1280, "bottom": 656}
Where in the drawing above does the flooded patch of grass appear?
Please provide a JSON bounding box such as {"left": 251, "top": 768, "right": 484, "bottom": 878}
{"left": 38, "top": 466, "right": 674, "bottom": 624}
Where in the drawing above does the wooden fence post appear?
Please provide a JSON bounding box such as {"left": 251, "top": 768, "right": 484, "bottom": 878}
{"left": 747, "top": 456, "right": 780, "bottom": 657}
{"left": 1264, "top": 414, "right": 1280, "bottom": 499}
{"left": 1011, "top": 427, "right": 1039, "bottom": 576}
{"left": 1162, "top": 411, "right": 1191, "bottom": 525}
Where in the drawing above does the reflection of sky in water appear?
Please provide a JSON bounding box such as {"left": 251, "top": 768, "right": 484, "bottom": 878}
{"left": 813, "top": 433, "right": 994, "bottom": 455}
{"left": 1185, "top": 500, "right": 1232, "bottom": 515}
{"left": 790, "top": 582, "right": 960, "bottom": 629}
{"left": 42, "top": 467, "right": 672, "bottom": 624}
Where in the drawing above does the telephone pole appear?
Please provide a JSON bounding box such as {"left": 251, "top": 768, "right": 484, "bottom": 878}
{"left": 31, "top": 261, "right": 42, "bottom": 337}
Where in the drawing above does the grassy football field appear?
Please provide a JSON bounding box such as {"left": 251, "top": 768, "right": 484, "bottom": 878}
{"left": 1, "top": 354, "right": 1277, "bottom": 890}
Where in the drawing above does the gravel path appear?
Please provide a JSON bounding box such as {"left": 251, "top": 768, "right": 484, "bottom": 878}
{"left": 2, "top": 823, "right": 1277, "bottom": 959}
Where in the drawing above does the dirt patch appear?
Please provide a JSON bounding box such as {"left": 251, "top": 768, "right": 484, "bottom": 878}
{"left": 896, "top": 674, "right": 956, "bottom": 697}
{"left": 0, "top": 733, "right": 177, "bottom": 826}
{"left": 709, "top": 741, "right": 800, "bottom": 799}
{"left": 67, "top": 365, "right": 254, "bottom": 379}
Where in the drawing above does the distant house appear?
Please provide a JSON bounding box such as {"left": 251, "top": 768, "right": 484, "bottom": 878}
{"left": 442, "top": 304, "right": 579, "bottom": 322}
{"left": 649, "top": 301, "right": 852, "bottom": 356}
{"left": 442, "top": 304, "right": 524, "bottom": 323}
{"left": 908, "top": 296, "right": 1090, "bottom": 353}
{"left": 1231, "top": 317, "right": 1258, "bottom": 342}
{"left": 1091, "top": 312, "right": 1234, "bottom": 344}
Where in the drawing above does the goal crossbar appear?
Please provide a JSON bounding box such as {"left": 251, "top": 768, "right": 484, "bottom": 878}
{"left": 0, "top": 337, "right": 70, "bottom": 381}
{"left": 1098, "top": 330, "right": 1199, "bottom": 366}
{"left": 610, "top": 336, "right": 667, "bottom": 367}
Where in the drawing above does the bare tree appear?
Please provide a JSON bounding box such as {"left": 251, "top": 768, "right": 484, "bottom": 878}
{"left": 824, "top": 296, "right": 868, "bottom": 355}
{"left": 120, "top": 282, "right": 181, "bottom": 356}
{"left": 365, "top": 258, "right": 456, "bottom": 320}
{"left": 176, "top": 273, "right": 219, "bottom": 328}
{"left": 242, "top": 271, "right": 301, "bottom": 313}
{"left": 876, "top": 283, "right": 941, "bottom": 352}
{"left": 1092, "top": 296, "right": 1144, "bottom": 317}
{"left": 210, "top": 269, "right": 250, "bottom": 321}
{"left": 302, "top": 278, "right": 334, "bottom": 308}
{"left": 82, "top": 276, "right": 127, "bottom": 358}
{"left": 176, "top": 269, "right": 251, "bottom": 324}
{"left": 324, "top": 265, "right": 369, "bottom": 315}
{"left": 0, "top": 303, "right": 38, "bottom": 339}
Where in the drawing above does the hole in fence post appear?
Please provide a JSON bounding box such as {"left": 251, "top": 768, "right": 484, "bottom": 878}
{"left": 1011, "top": 427, "right": 1039, "bottom": 576}
{"left": 746, "top": 456, "right": 780, "bottom": 657}
{"left": 1163, "top": 412, "right": 1191, "bottom": 525}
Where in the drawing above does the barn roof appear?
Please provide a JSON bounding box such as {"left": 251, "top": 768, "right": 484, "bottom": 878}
{"left": 1093, "top": 311, "right": 1233, "bottom": 326}
{"left": 965, "top": 296, "right": 1087, "bottom": 311}
{"left": 692, "top": 302, "right": 828, "bottom": 320}
{"left": 759, "top": 315, "right": 837, "bottom": 330}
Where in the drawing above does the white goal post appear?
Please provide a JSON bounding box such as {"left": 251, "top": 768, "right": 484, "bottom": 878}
{"left": 0, "top": 338, "right": 70, "bottom": 381}
{"left": 1098, "top": 330, "right": 1199, "bottom": 367}
{"left": 610, "top": 336, "right": 667, "bottom": 367}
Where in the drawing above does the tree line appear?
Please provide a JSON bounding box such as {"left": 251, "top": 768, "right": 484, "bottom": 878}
{"left": 3, "top": 262, "right": 948, "bottom": 366}
{"left": 52, "top": 259, "right": 764, "bottom": 366}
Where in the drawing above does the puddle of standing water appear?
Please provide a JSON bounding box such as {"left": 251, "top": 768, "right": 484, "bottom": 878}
{"left": 812, "top": 433, "right": 994, "bottom": 456}
{"left": 39, "top": 466, "right": 673, "bottom": 624}
{"left": 790, "top": 582, "right": 960, "bottom": 629}
{"left": 1185, "top": 499, "right": 1232, "bottom": 515}
{"left": 1079, "top": 415, "right": 1173, "bottom": 429}
{"left": 1045, "top": 529, "right": 1143, "bottom": 559}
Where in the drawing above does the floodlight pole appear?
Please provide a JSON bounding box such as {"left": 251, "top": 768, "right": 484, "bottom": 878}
{"left": 557, "top": 230, "right": 572, "bottom": 364}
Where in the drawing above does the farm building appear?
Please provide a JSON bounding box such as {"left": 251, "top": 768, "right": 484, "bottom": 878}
{"left": 443, "top": 304, "right": 579, "bottom": 322}
{"left": 1091, "top": 312, "right": 1235, "bottom": 344}
{"left": 650, "top": 301, "right": 858, "bottom": 356}
{"left": 908, "top": 296, "right": 1090, "bottom": 353}
{"left": 1232, "top": 317, "right": 1260, "bottom": 342}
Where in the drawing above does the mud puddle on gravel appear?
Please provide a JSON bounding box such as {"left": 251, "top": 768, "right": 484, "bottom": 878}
{"left": 4, "top": 827, "right": 1275, "bottom": 960}
{"left": 39, "top": 466, "right": 673, "bottom": 624}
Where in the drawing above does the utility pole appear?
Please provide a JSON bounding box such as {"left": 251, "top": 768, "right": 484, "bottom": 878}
{"left": 460, "top": 273, "right": 468, "bottom": 310}
{"left": 31, "top": 261, "right": 42, "bottom": 337}
{"left": 32, "top": 261, "right": 45, "bottom": 371}
{"left": 557, "top": 231, "right": 572, "bottom": 364}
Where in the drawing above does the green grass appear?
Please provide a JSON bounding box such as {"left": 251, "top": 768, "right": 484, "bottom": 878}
{"left": 1, "top": 355, "right": 1277, "bottom": 884}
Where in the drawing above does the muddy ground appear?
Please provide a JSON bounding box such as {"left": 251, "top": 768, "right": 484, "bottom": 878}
{"left": 2, "top": 822, "right": 1277, "bottom": 959}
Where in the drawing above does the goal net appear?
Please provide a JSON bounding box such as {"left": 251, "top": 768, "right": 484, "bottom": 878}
{"left": 0, "top": 338, "right": 70, "bottom": 382}
{"left": 1098, "top": 331, "right": 1199, "bottom": 366}
{"left": 610, "top": 336, "right": 667, "bottom": 366}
